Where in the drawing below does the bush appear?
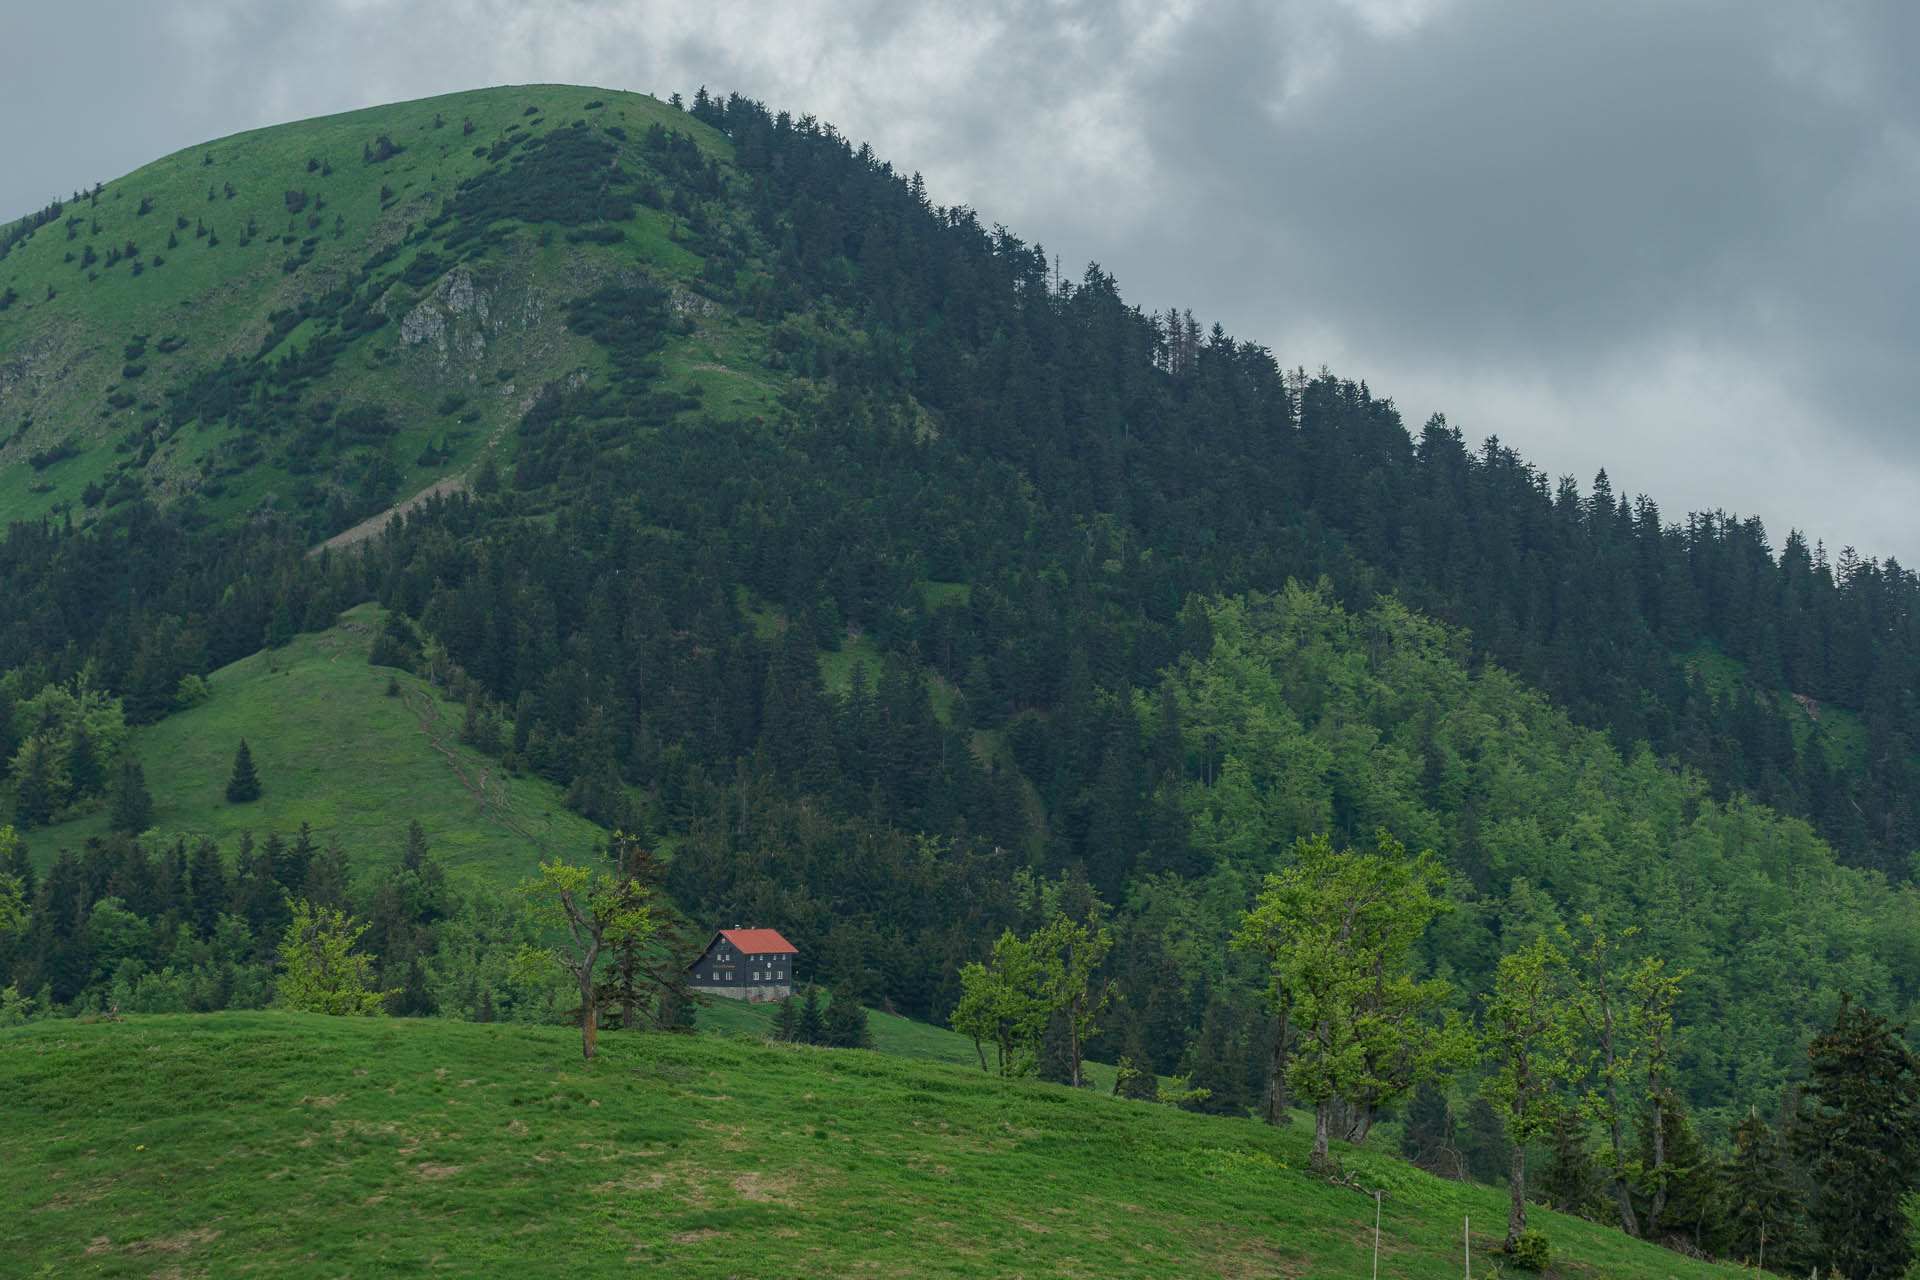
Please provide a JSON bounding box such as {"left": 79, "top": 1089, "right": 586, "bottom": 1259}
{"left": 1504, "top": 1232, "right": 1550, "bottom": 1272}
{"left": 174, "top": 674, "right": 210, "bottom": 709}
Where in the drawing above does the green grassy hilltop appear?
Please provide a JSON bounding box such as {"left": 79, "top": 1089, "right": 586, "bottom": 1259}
{"left": 0, "top": 1013, "right": 1745, "bottom": 1279}
{"left": 19, "top": 603, "right": 601, "bottom": 882}
{"left": 0, "top": 84, "right": 765, "bottom": 537}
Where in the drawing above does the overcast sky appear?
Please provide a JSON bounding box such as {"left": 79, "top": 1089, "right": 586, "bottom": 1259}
{"left": 4, "top": 1, "right": 1915, "bottom": 563}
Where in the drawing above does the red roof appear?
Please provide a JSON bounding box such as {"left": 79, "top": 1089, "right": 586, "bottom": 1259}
{"left": 718, "top": 928, "right": 797, "bottom": 955}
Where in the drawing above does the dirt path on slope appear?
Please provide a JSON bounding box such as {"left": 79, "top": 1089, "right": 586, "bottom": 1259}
{"left": 399, "top": 684, "right": 551, "bottom": 857}
{"left": 312, "top": 474, "right": 468, "bottom": 555}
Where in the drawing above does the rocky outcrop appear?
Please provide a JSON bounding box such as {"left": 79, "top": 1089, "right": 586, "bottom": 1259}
{"left": 398, "top": 266, "right": 497, "bottom": 367}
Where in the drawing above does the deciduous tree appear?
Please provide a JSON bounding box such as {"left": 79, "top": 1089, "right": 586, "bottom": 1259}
{"left": 1480, "top": 935, "right": 1576, "bottom": 1246}
{"left": 516, "top": 859, "right": 652, "bottom": 1061}
{"left": 276, "top": 900, "right": 393, "bottom": 1016}
{"left": 1030, "top": 913, "right": 1113, "bottom": 1089}
{"left": 1234, "top": 831, "right": 1469, "bottom": 1171}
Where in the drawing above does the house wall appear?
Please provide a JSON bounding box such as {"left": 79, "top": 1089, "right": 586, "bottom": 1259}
{"left": 687, "top": 981, "right": 795, "bottom": 1003}
{"left": 687, "top": 938, "right": 796, "bottom": 1003}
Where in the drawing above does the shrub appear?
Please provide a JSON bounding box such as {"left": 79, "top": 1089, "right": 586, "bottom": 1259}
{"left": 174, "top": 674, "right": 209, "bottom": 709}
{"left": 1504, "top": 1232, "right": 1550, "bottom": 1272}
{"left": 363, "top": 134, "right": 403, "bottom": 164}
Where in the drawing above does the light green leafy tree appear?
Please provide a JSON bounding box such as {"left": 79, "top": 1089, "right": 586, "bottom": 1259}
{"left": 0, "top": 825, "right": 26, "bottom": 942}
{"left": 1568, "top": 917, "right": 1643, "bottom": 1236}
{"left": 277, "top": 899, "right": 394, "bottom": 1016}
{"left": 1629, "top": 954, "right": 1688, "bottom": 1238}
{"left": 1480, "top": 935, "right": 1578, "bottom": 1247}
{"left": 951, "top": 927, "right": 1050, "bottom": 1077}
{"left": 952, "top": 912, "right": 1114, "bottom": 1085}
{"left": 4, "top": 674, "right": 129, "bottom": 822}
{"left": 0, "top": 826, "right": 27, "bottom": 1023}
{"left": 516, "top": 859, "right": 652, "bottom": 1062}
{"left": 1030, "top": 914, "right": 1114, "bottom": 1089}
{"left": 1234, "top": 831, "right": 1472, "bottom": 1171}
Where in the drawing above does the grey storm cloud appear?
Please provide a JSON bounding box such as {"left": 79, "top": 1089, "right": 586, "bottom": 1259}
{"left": 2, "top": 1, "right": 1915, "bottom": 559}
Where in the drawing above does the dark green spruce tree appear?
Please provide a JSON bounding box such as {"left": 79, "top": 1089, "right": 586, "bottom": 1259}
{"left": 1723, "top": 1106, "right": 1798, "bottom": 1274}
{"left": 821, "top": 981, "right": 871, "bottom": 1049}
{"left": 1541, "top": 1111, "right": 1603, "bottom": 1217}
{"left": 108, "top": 759, "right": 153, "bottom": 834}
{"left": 225, "top": 738, "right": 261, "bottom": 803}
{"left": 796, "top": 984, "right": 824, "bottom": 1046}
{"left": 1793, "top": 995, "right": 1920, "bottom": 1280}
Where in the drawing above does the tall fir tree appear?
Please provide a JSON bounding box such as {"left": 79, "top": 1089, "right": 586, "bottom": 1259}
{"left": 1793, "top": 994, "right": 1920, "bottom": 1280}
{"left": 821, "top": 981, "right": 871, "bottom": 1049}
{"left": 107, "top": 759, "right": 152, "bottom": 834}
{"left": 1723, "top": 1107, "right": 1798, "bottom": 1273}
{"left": 1540, "top": 1111, "right": 1603, "bottom": 1218}
{"left": 796, "top": 984, "right": 824, "bottom": 1046}
{"left": 225, "top": 738, "right": 261, "bottom": 803}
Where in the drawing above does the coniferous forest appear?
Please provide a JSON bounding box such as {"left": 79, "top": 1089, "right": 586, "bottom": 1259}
{"left": 2, "top": 85, "right": 1918, "bottom": 1274}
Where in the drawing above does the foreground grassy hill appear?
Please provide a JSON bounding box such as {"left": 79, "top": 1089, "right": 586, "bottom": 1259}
{"left": 20, "top": 601, "right": 603, "bottom": 881}
{"left": 0, "top": 1013, "right": 1746, "bottom": 1279}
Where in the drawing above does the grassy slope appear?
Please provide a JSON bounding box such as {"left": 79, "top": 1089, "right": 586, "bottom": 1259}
{"left": 698, "top": 993, "right": 1152, "bottom": 1096}
{"left": 0, "top": 1013, "right": 1746, "bottom": 1279}
{"left": 1678, "top": 640, "right": 1873, "bottom": 772}
{"left": 0, "top": 84, "right": 773, "bottom": 531}
{"left": 20, "top": 602, "right": 602, "bottom": 883}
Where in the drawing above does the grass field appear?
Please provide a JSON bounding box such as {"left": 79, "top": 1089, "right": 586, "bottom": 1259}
{"left": 21, "top": 602, "right": 603, "bottom": 884}
{"left": 0, "top": 1012, "right": 1751, "bottom": 1279}
{"left": 696, "top": 992, "right": 1160, "bottom": 1095}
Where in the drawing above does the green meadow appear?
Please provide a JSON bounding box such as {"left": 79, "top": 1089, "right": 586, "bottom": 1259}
{"left": 21, "top": 602, "right": 599, "bottom": 883}
{"left": 0, "top": 1012, "right": 1749, "bottom": 1279}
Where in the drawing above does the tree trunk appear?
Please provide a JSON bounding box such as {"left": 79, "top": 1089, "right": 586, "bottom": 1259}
{"left": 1068, "top": 1001, "right": 1083, "bottom": 1089}
{"left": 1348, "top": 1100, "right": 1377, "bottom": 1145}
{"left": 1263, "top": 1008, "right": 1291, "bottom": 1125}
{"left": 580, "top": 981, "right": 598, "bottom": 1061}
{"left": 1645, "top": 1094, "right": 1667, "bottom": 1237}
{"left": 1507, "top": 1140, "right": 1528, "bottom": 1245}
{"left": 1605, "top": 1075, "right": 1638, "bottom": 1237}
{"left": 1311, "top": 1098, "right": 1335, "bottom": 1171}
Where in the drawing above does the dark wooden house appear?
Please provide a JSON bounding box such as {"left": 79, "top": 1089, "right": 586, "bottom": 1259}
{"left": 686, "top": 928, "right": 798, "bottom": 1002}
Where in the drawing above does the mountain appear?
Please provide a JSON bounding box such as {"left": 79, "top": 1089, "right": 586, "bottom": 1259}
{"left": 0, "top": 86, "right": 751, "bottom": 534}
{"left": 2, "top": 81, "right": 1916, "bottom": 1209}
